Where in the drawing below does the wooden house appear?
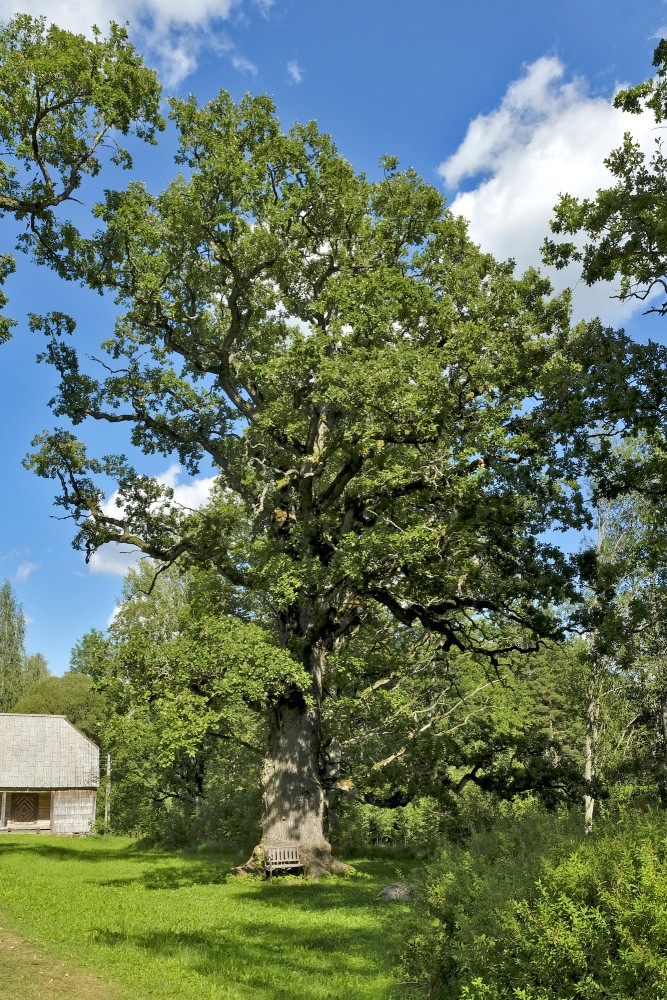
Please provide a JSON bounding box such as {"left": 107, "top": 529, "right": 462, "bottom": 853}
{"left": 0, "top": 714, "right": 99, "bottom": 834}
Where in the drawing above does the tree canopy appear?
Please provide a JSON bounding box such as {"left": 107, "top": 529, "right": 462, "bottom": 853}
{"left": 17, "top": 75, "right": 658, "bottom": 871}
{"left": 543, "top": 40, "right": 667, "bottom": 317}
{"left": 0, "top": 579, "right": 48, "bottom": 710}
{"left": 0, "top": 14, "right": 163, "bottom": 341}
{"left": 12, "top": 671, "right": 107, "bottom": 742}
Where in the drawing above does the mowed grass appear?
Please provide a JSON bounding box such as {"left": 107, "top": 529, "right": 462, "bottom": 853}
{"left": 0, "top": 836, "right": 417, "bottom": 999}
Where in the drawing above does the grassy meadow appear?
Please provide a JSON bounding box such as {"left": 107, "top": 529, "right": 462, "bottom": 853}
{"left": 0, "top": 836, "right": 416, "bottom": 999}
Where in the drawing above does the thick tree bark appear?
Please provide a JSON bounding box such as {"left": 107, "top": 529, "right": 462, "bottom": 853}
{"left": 237, "top": 642, "right": 351, "bottom": 879}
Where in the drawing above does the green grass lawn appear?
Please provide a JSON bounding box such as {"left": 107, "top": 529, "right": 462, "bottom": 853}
{"left": 0, "top": 836, "right": 417, "bottom": 999}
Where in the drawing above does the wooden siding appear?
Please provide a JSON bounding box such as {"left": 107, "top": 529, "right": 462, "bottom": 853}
{"left": 38, "top": 792, "right": 51, "bottom": 822}
{"left": 51, "top": 790, "right": 96, "bottom": 834}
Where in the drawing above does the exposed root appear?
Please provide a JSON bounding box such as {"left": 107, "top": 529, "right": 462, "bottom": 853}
{"left": 234, "top": 841, "right": 353, "bottom": 880}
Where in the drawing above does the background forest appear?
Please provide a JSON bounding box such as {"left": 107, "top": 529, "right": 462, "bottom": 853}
{"left": 4, "top": 12, "right": 667, "bottom": 998}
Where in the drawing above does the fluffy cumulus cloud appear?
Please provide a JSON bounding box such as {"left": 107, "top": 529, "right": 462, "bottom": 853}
{"left": 0, "top": 0, "right": 266, "bottom": 86}
{"left": 88, "top": 464, "right": 216, "bottom": 576}
{"left": 438, "top": 56, "right": 657, "bottom": 323}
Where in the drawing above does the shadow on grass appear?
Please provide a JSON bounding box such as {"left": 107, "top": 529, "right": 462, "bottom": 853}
{"left": 98, "top": 861, "right": 238, "bottom": 891}
{"left": 0, "top": 836, "right": 419, "bottom": 902}
{"left": 231, "top": 877, "right": 405, "bottom": 913}
{"left": 0, "top": 836, "right": 242, "bottom": 862}
{"left": 92, "top": 906, "right": 410, "bottom": 999}
{"left": 0, "top": 839, "right": 417, "bottom": 998}
{"left": 0, "top": 839, "right": 144, "bottom": 863}
{"left": 97, "top": 855, "right": 418, "bottom": 895}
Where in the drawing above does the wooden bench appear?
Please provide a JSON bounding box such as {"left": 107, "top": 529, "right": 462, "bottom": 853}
{"left": 264, "top": 843, "right": 303, "bottom": 878}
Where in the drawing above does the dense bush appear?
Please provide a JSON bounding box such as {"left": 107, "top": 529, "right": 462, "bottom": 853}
{"left": 402, "top": 810, "right": 667, "bottom": 999}
{"left": 104, "top": 734, "right": 262, "bottom": 850}
{"left": 332, "top": 797, "right": 445, "bottom": 853}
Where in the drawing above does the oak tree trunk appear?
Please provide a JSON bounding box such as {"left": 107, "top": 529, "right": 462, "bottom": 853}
{"left": 237, "top": 642, "right": 351, "bottom": 879}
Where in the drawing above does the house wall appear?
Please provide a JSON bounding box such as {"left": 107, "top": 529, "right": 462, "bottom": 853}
{"left": 3, "top": 791, "right": 52, "bottom": 830}
{"left": 51, "top": 790, "right": 97, "bottom": 834}
{"left": 38, "top": 792, "right": 51, "bottom": 826}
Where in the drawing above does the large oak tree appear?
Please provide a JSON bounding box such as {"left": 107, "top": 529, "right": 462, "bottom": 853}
{"left": 26, "top": 89, "right": 646, "bottom": 874}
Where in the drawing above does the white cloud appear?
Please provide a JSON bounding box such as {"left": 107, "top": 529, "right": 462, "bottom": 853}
{"left": 4, "top": 0, "right": 239, "bottom": 34}
{"left": 287, "top": 59, "right": 303, "bottom": 84}
{"left": 16, "top": 561, "right": 40, "bottom": 582}
{"left": 231, "top": 52, "right": 258, "bottom": 75}
{"left": 2, "top": 0, "right": 260, "bottom": 85}
{"left": 88, "top": 544, "right": 143, "bottom": 577}
{"left": 158, "top": 463, "right": 217, "bottom": 510}
{"left": 438, "top": 56, "right": 659, "bottom": 324}
{"left": 106, "top": 604, "right": 121, "bottom": 627}
{"left": 88, "top": 464, "right": 216, "bottom": 576}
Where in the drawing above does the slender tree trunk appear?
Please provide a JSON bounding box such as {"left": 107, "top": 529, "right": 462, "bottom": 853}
{"left": 583, "top": 672, "right": 600, "bottom": 835}
{"left": 237, "top": 642, "right": 351, "bottom": 879}
{"left": 659, "top": 695, "right": 667, "bottom": 808}
{"left": 104, "top": 753, "right": 111, "bottom": 830}
{"left": 583, "top": 504, "right": 607, "bottom": 836}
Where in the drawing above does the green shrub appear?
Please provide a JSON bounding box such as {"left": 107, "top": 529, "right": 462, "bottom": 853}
{"left": 403, "top": 811, "right": 667, "bottom": 999}
{"left": 333, "top": 796, "right": 445, "bottom": 852}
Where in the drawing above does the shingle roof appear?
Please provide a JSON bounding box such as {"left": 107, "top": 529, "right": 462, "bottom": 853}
{"left": 0, "top": 715, "right": 99, "bottom": 789}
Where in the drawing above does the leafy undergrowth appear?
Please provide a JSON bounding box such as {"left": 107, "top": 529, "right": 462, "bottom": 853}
{"left": 401, "top": 810, "right": 667, "bottom": 999}
{"left": 0, "top": 836, "right": 417, "bottom": 999}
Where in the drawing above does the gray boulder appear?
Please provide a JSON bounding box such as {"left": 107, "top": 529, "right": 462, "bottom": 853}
{"left": 376, "top": 882, "right": 413, "bottom": 901}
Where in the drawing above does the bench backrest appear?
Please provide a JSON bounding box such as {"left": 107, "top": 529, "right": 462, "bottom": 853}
{"left": 265, "top": 844, "right": 301, "bottom": 865}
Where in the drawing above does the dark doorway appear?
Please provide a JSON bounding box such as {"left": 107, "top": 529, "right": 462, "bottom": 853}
{"left": 11, "top": 793, "right": 38, "bottom": 823}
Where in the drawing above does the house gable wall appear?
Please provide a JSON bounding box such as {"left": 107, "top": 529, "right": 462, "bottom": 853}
{"left": 0, "top": 715, "right": 99, "bottom": 790}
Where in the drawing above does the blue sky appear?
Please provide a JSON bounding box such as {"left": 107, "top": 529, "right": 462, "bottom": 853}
{"left": 0, "top": 0, "right": 666, "bottom": 674}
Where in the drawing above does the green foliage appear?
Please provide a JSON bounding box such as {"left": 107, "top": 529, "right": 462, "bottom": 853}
{"left": 21, "top": 50, "right": 659, "bottom": 851}
{"left": 21, "top": 652, "right": 49, "bottom": 691}
{"left": 0, "top": 578, "right": 48, "bottom": 711}
{"left": 104, "top": 707, "right": 263, "bottom": 848}
{"left": 0, "top": 15, "right": 163, "bottom": 340}
{"left": 326, "top": 631, "right": 584, "bottom": 825}
{"left": 565, "top": 443, "right": 667, "bottom": 824}
{"left": 11, "top": 672, "right": 108, "bottom": 742}
{"left": 543, "top": 38, "right": 667, "bottom": 318}
{"left": 27, "top": 87, "right": 644, "bottom": 669}
{"left": 333, "top": 797, "right": 445, "bottom": 853}
{"left": 0, "top": 579, "right": 25, "bottom": 710}
{"left": 403, "top": 811, "right": 667, "bottom": 999}
{"left": 77, "top": 561, "right": 298, "bottom": 845}
{"left": 95, "top": 561, "right": 307, "bottom": 765}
